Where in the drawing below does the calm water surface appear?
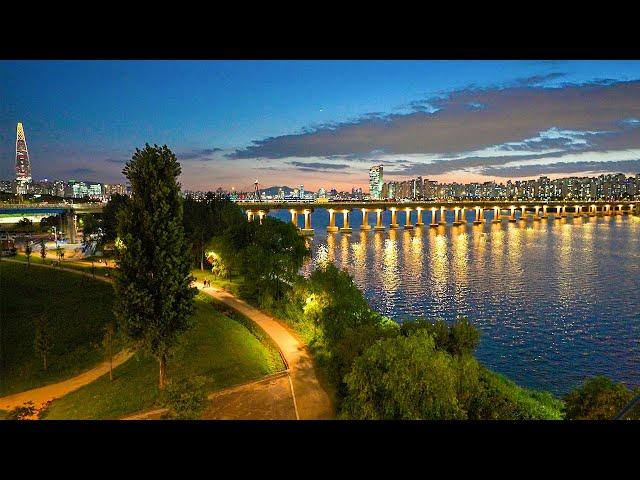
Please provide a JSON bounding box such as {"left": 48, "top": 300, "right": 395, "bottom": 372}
{"left": 269, "top": 208, "right": 640, "bottom": 395}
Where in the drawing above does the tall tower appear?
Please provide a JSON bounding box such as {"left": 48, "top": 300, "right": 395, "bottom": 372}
{"left": 15, "top": 122, "right": 32, "bottom": 194}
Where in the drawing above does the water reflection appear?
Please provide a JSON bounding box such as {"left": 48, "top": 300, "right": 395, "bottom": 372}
{"left": 285, "top": 209, "right": 640, "bottom": 395}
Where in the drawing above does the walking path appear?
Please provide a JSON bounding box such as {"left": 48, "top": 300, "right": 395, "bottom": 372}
{"left": 200, "top": 285, "right": 334, "bottom": 420}
{"left": 0, "top": 349, "right": 134, "bottom": 412}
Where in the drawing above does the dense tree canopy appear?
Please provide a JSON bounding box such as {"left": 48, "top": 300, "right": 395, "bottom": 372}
{"left": 564, "top": 376, "right": 637, "bottom": 420}
{"left": 101, "top": 193, "right": 129, "bottom": 243}
{"left": 114, "top": 144, "right": 196, "bottom": 388}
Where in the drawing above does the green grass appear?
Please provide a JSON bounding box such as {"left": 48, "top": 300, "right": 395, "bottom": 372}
{"left": 42, "top": 292, "right": 284, "bottom": 419}
{"left": 191, "top": 269, "right": 243, "bottom": 297}
{"left": 0, "top": 260, "right": 117, "bottom": 396}
{"left": 11, "top": 253, "right": 113, "bottom": 279}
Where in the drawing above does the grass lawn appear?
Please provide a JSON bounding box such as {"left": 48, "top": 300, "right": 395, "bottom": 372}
{"left": 12, "top": 253, "right": 113, "bottom": 279}
{"left": 42, "top": 293, "right": 284, "bottom": 419}
{"left": 191, "top": 269, "right": 243, "bottom": 297}
{"left": 0, "top": 260, "right": 117, "bottom": 397}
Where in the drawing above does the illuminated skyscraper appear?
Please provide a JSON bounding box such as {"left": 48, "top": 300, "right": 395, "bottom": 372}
{"left": 369, "top": 165, "right": 383, "bottom": 199}
{"left": 15, "top": 122, "right": 32, "bottom": 194}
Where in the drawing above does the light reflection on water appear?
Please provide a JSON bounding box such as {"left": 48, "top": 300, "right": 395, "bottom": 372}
{"left": 272, "top": 209, "right": 640, "bottom": 394}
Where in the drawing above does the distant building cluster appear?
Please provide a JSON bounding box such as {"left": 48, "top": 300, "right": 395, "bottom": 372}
{"left": 379, "top": 172, "right": 640, "bottom": 201}
{"left": 370, "top": 165, "right": 640, "bottom": 202}
{"left": 2, "top": 122, "right": 130, "bottom": 202}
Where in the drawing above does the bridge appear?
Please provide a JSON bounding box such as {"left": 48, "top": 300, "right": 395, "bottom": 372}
{"left": 237, "top": 200, "right": 638, "bottom": 235}
{"left": 0, "top": 203, "right": 104, "bottom": 242}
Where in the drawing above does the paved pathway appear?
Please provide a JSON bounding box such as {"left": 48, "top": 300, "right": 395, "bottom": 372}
{"left": 200, "top": 285, "right": 334, "bottom": 419}
{"left": 0, "top": 349, "right": 134, "bottom": 412}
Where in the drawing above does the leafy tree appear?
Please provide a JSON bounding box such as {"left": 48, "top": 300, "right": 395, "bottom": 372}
{"left": 24, "top": 242, "right": 32, "bottom": 267}
{"left": 564, "top": 376, "right": 637, "bottom": 420}
{"left": 467, "top": 368, "right": 564, "bottom": 420}
{"left": 39, "top": 238, "right": 46, "bottom": 263}
{"left": 80, "top": 213, "right": 101, "bottom": 244}
{"left": 103, "top": 323, "right": 116, "bottom": 381}
{"left": 34, "top": 314, "right": 53, "bottom": 371}
{"left": 55, "top": 245, "right": 64, "bottom": 264}
{"left": 162, "top": 376, "right": 208, "bottom": 419}
{"left": 307, "top": 263, "right": 378, "bottom": 344}
{"left": 114, "top": 144, "right": 196, "bottom": 389}
{"left": 101, "top": 193, "right": 129, "bottom": 243}
{"left": 16, "top": 217, "right": 33, "bottom": 233}
{"left": 399, "top": 316, "right": 480, "bottom": 356}
{"left": 237, "top": 217, "right": 310, "bottom": 304}
{"left": 340, "top": 330, "right": 471, "bottom": 420}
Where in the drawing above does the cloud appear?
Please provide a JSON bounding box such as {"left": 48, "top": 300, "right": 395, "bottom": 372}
{"left": 225, "top": 78, "right": 640, "bottom": 179}
{"left": 484, "top": 159, "right": 640, "bottom": 178}
{"left": 178, "top": 148, "right": 223, "bottom": 161}
{"left": 287, "top": 161, "right": 350, "bottom": 172}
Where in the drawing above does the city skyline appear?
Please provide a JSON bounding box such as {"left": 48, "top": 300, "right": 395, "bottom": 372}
{"left": 4, "top": 61, "right": 640, "bottom": 190}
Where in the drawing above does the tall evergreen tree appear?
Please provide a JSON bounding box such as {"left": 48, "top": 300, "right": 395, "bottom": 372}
{"left": 114, "top": 144, "right": 196, "bottom": 388}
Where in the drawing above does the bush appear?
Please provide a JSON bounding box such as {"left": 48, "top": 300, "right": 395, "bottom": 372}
{"left": 340, "top": 330, "right": 476, "bottom": 420}
{"left": 564, "top": 376, "right": 637, "bottom": 420}
{"left": 399, "top": 316, "right": 480, "bottom": 356}
{"left": 468, "top": 369, "right": 564, "bottom": 420}
{"left": 161, "top": 376, "right": 208, "bottom": 419}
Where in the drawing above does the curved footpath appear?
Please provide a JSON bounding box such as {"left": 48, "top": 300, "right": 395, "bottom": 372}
{"left": 0, "top": 258, "right": 133, "bottom": 414}
{"left": 201, "top": 285, "right": 334, "bottom": 420}
{"left": 2, "top": 258, "right": 333, "bottom": 419}
{"left": 0, "top": 350, "right": 134, "bottom": 412}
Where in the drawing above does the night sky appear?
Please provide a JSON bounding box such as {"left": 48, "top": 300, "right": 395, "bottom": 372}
{"left": 2, "top": 60, "right": 640, "bottom": 191}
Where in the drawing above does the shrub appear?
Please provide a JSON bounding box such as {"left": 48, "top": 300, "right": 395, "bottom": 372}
{"left": 162, "top": 376, "right": 208, "bottom": 419}
{"left": 564, "top": 376, "right": 636, "bottom": 420}
{"left": 340, "top": 331, "right": 475, "bottom": 420}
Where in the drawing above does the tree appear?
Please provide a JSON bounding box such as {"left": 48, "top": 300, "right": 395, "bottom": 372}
{"left": 340, "top": 330, "right": 472, "bottom": 420}
{"left": 39, "top": 238, "right": 46, "bottom": 264}
{"left": 114, "top": 144, "right": 196, "bottom": 389}
{"left": 236, "top": 217, "right": 310, "bottom": 305}
{"left": 24, "top": 242, "right": 32, "bottom": 267}
{"left": 307, "top": 263, "right": 377, "bottom": 344}
{"left": 564, "top": 376, "right": 636, "bottom": 420}
{"left": 16, "top": 217, "right": 33, "bottom": 233}
{"left": 399, "top": 316, "right": 480, "bottom": 356}
{"left": 34, "top": 314, "right": 53, "bottom": 371}
{"left": 103, "top": 323, "right": 115, "bottom": 381}
{"left": 101, "top": 193, "right": 129, "bottom": 243}
{"left": 80, "top": 213, "right": 100, "bottom": 244}
{"left": 55, "top": 245, "right": 64, "bottom": 264}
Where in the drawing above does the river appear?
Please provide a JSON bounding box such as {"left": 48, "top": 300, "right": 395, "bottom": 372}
{"left": 268, "top": 208, "right": 640, "bottom": 395}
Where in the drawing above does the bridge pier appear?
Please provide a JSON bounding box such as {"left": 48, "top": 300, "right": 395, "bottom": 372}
{"left": 453, "top": 207, "right": 462, "bottom": 226}
{"left": 534, "top": 206, "right": 541, "bottom": 221}
{"left": 415, "top": 207, "right": 425, "bottom": 226}
{"left": 492, "top": 207, "right": 501, "bottom": 223}
{"left": 301, "top": 209, "right": 314, "bottom": 235}
{"left": 327, "top": 209, "right": 338, "bottom": 232}
{"left": 340, "top": 209, "right": 352, "bottom": 233}
{"left": 403, "top": 208, "right": 413, "bottom": 229}
{"left": 389, "top": 208, "right": 399, "bottom": 229}
{"left": 520, "top": 206, "right": 527, "bottom": 221}
{"left": 439, "top": 206, "right": 447, "bottom": 226}
{"left": 360, "top": 208, "right": 371, "bottom": 230}
{"left": 374, "top": 209, "right": 385, "bottom": 231}
{"left": 509, "top": 206, "right": 517, "bottom": 222}
{"left": 473, "top": 207, "right": 482, "bottom": 225}
{"left": 430, "top": 207, "right": 438, "bottom": 228}
{"left": 555, "top": 206, "right": 563, "bottom": 220}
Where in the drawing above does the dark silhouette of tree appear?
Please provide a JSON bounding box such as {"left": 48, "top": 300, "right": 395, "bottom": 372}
{"left": 34, "top": 314, "right": 53, "bottom": 371}
{"left": 114, "top": 144, "right": 196, "bottom": 389}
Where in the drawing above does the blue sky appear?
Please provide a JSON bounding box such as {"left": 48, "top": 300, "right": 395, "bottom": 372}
{"left": 2, "top": 60, "right": 640, "bottom": 191}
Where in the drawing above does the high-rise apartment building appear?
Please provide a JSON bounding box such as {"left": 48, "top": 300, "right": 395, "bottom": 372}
{"left": 369, "top": 165, "right": 383, "bottom": 200}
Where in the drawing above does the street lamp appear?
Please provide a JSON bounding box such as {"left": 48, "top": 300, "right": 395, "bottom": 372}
{"left": 52, "top": 226, "right": 57, "bottom": 247}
